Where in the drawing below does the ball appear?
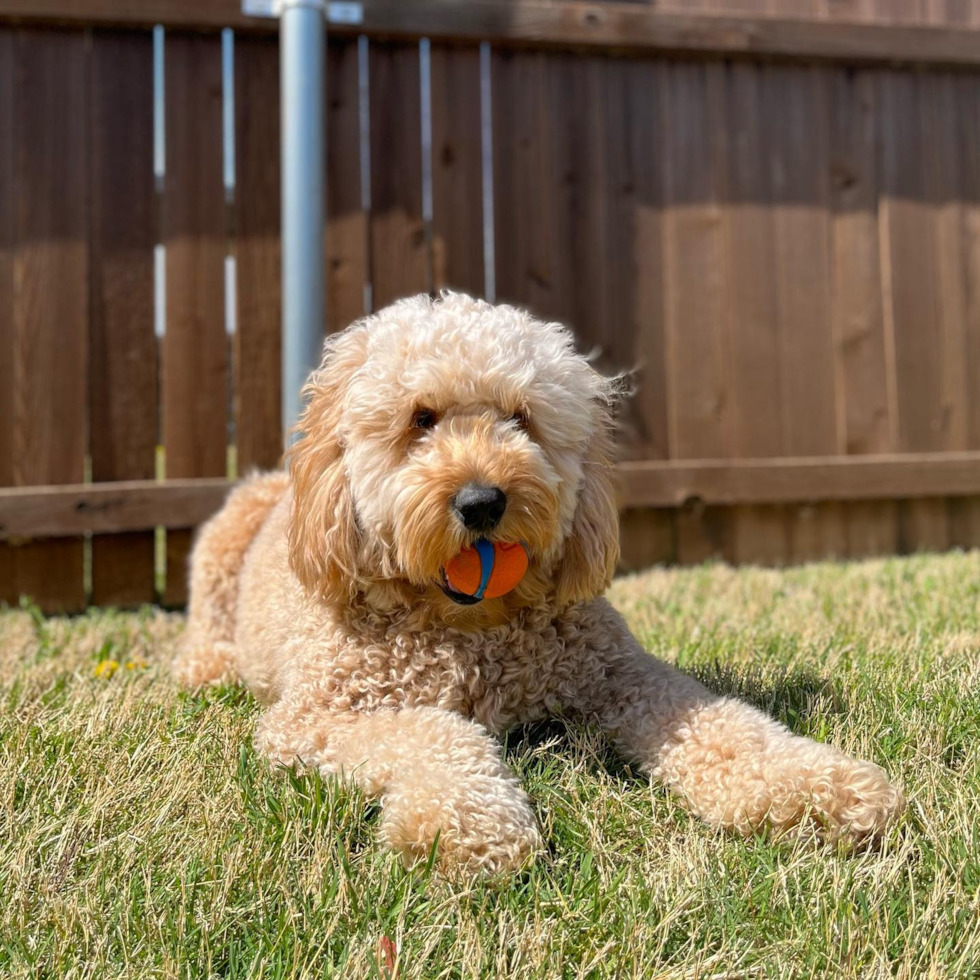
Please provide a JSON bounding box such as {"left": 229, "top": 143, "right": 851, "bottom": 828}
{"left": 444, "top": 539, "right": 529, "bottom": 600}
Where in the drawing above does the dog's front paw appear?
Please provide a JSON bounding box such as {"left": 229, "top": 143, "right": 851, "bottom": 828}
{"left": 381, "top": 771, "right": 542, "bottom": 875}
{"left": 807, "top": 756, "right": 904, "bottom": 844}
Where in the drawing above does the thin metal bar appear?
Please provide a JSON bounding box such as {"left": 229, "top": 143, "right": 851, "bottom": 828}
{"left": 281, "top": 0, "right": 326, "bottom": 445}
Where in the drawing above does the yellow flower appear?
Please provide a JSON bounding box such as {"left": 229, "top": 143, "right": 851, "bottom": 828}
{"left": 94, "top": 659, "right": 119, "bottom": 679}
{"left": 125, "top": 657, "right": 148, "bottom": 671}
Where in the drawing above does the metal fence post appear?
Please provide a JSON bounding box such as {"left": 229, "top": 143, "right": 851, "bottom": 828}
{"left": 279, "top": 0, "right": 326, "bottom": 446}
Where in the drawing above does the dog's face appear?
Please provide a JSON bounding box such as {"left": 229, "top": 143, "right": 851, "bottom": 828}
{"left": 288, "top": 293, "right": 619, "bottom": 622}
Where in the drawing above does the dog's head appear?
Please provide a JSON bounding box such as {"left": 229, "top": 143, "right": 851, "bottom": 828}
{"left": 287, "top": 293, "right": 620, "bottom": 621}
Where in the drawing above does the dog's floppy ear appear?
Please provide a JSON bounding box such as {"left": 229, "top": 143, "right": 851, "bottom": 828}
{"left": 554, "top": 390, "right": 621, "bottom": 607}
{"left": 287, "top": 325, "right": 368, "bottom": 603}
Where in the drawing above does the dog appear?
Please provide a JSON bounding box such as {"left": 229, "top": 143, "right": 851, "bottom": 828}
{"left": 173, "top": 292, "right": 903, "bottom": 874}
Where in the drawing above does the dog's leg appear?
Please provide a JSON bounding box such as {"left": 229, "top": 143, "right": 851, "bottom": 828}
{"left": 582, "top": 644, "right": 902, "bottom": 843}
{"left": 172, "top": 471, "right": 288, "bottom": 690}
{"left": 253, "top": 697, "right": 541, "bottom": 874}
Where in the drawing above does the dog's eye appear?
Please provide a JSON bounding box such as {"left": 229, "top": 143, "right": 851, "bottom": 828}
{"left": 510, "top": 410, "right": 530, "bottom": 432}
{"left": 412, "top": 408, "right": 438, "bottom": 430}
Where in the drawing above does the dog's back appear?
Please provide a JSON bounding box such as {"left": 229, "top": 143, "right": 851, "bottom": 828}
{"left": 172, "top": 470, "right": 289, "bottom": 690}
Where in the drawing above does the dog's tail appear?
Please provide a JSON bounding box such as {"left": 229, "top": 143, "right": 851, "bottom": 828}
{"left": 172, "top": 470, "right": 289, "bottom": 690}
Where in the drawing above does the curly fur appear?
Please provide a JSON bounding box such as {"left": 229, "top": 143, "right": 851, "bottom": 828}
{"left": 174, "top": 292, "right": 902, "bottom": 874}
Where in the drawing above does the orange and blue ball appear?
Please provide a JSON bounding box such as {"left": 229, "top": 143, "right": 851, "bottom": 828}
{"left": 443, "top": 539, "right": 528, "bottom": 601}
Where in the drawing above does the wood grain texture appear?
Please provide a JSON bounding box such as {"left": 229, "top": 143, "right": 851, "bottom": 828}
{"left": 163, "top": 32, "right": 227, "bottom": 605}
{"left": 598, "top": 57, "right": 673, "bottom": 566}
{"left": 879, "top": 69, "right": 949, "bottom": 552}
{"left": 234, "top": 35, "right": 282, "bottom": 472}
{"left": 768, "top": 65, "right": 846, "bottom": 562}
{"left": 948, "top": 71, "right": 980, "bottom": 547}
{"left": 828, "top": 67, "right": 899, "bottom": 557}
{"left": 430, "top": 43, "right": 484, "bottom": 298}
{"left": 8, "top": 29, "right": 88, "bottom": 612}
{"left": 721, "top": 61, "right": 787, "bottom": 565}
{"left": 326, "top": 37, "right": 367, "bottom": 334}
{"left": 369, "top": 42, "right": 428, "bottom": 308}
{"left": 0, "top": 479, "right": 233, "bottom": 538}
{"left": 5, "top": 1, "right": 980, "bottom": 66}
{"left": 88, "top": 30, "right": 157, "bottom": 607}
{"left": 617, "top": 453, "right": 980, "bottom": 508}
{"left": 0, "top": 28, "right": 13, "bottom": 603}
{"left": 661, "top": 61, "right": 732, "bottom": 562}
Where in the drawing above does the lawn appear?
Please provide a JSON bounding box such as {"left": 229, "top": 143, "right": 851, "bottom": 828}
{"left": 2, "top": 553, "right": 979, "bottom": 979}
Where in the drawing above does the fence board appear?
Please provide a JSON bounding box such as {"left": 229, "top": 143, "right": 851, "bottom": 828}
{"left": 828, "top": 68, "right": 900, "bottom": 557}
{"left": 931, "top": 71, "right": 980, "bottom": 548}
{"left": 492, "top": 50, "right": 559, "bottom": 320}
{"left": 163, "top": 32, "right": 227, "bottom": 605}
{"left": 0, "top": 29, "right": 13, "bottom": 603}
{"left": 234, "top": 35, "right": 281, "bottom": 471}
{"left": 722, "top": 62, "right": 788, "bottom": 565}
{"left": 769, "top": 66, "right": 846, "bottom": 562}
{"left": 616, "top": 60, "right": 670, "bottom": 466}
{"left": 879, "top": 69, "right": 950, "bottom": 552}
{"left": 661, "top": 61, "right": 733, "bottom": 562}
{"left": 430, "top": 43, "right": 484, "bottom": 298}
{"left": 949, "top": 72, "right": 980, "bottom": 546}
{"left": 602, "top": 58, "right": 674, "bottom": 565}
{"left": 369, "top": 42, "right": 428, "bottom": 308}
{"left": 7, "top": 29, "right": 88, "bottom": 612}
{"left": 88, "top": 30, "right": 157, "bottom": 607}
{"left": 8, "top": 2, "right": 980, "bottom": 68}
{"left": 326, "top": 37, "right": 367, "bottom": 334}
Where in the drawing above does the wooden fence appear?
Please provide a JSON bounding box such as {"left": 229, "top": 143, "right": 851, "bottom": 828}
{"left": 5, "top": 0, "right": 980, "bottom": 611}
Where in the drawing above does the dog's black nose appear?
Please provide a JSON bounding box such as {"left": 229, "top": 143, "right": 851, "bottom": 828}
{"left": 453, "top": 483, "right": 507, "bottom": 532}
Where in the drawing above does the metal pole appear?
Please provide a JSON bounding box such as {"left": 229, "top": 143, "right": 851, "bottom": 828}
{"left": 280, "top": 0, "right": 326, "bottom": 446}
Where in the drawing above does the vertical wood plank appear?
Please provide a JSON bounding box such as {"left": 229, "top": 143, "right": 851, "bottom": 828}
{"left": 949, "top": 72, "right": 980, "bottom": 548}
{"left": 879, "top": 69, "right": 948, "bottom": 553}
{"left": 163, "top": 33, "right": 227, "bottom": 606}
{"left": 829, "top": 68, "right": 900, "bottom": 558}
{"left": 768, "top": 65, "right": 846, "bottom": 563}
{"left": 722, "top": 61, "right": 788, "bottom": 566}
{"left": 0, "top": 28, "right": 14, "bottom": 603}
{"left": 930, "top": 72, "right": 980, "bottom": 548}
{"left": 327, "top": 36, "right": 367, "bottom": 335}
{"left": 369, "top": 42, "right": 427, "bottom": 309}
{"left": 604, "top": 57, "right": 674, "bottom": 567}
{"left": 492, "top": 49, "right": 569, "bottom": 324}
{"left": 661, "top": 61, "right": 733, "bottom": 563}
{"left": 89, "top": 30, "right": 157, "bottom": 607}
{"left": 430, "top": 43, "right": 484, "bottom": 298}
{"left": 9, "top": 29, "right": 88, "bottom": 612}
{"left": 619, "top": 60, "right": 670, "bottom": 467}
{"left": 234, "top": 35, "right": 281, "bottom": 471}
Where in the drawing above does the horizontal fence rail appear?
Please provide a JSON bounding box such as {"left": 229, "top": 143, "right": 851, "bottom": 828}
{"left": 3, "top": 1, "right": 980, "bottom": 68}
{"left": 5, "top": 1, "right": 980, "bottom": 610}
{"left": 7, "top": 453, "right": 980, "bottom": 539}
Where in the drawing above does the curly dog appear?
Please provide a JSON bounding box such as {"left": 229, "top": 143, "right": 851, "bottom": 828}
{"left": 173, "top": 292, "right": 902, "bottom": 874}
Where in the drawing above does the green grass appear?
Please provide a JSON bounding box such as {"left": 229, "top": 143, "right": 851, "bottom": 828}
{"left": 2, "top": 553, "right": 979, "bottom": 979}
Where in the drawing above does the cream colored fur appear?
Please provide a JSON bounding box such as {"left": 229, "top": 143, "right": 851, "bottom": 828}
{"left": 173, "top": 293, "right": 902, "bottom": 875}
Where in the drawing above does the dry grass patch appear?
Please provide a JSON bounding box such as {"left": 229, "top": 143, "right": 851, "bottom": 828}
{"left": 2, "top": 553, "right": 979, "bottom": 978}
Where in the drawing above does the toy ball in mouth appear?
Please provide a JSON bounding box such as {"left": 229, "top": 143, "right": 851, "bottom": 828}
{"left": 441, "top": 539, "right": 529, "bottom": 605}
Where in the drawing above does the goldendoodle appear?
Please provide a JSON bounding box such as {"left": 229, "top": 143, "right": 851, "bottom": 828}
{"left": 173, "top": 291, "right": 902, "bottom": 873}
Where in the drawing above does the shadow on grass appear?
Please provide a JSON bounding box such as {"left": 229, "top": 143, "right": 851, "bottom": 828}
{"left": 502, "top": 664, "right": 849, "bottom": 786}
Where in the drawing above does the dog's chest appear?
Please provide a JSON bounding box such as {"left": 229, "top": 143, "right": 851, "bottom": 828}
{"left": 318, "top": 613, "right": 601, "bottom": 732}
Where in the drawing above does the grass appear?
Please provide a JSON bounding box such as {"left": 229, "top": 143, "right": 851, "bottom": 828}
{"left": 2, "top": 553, "right": 979, "bottom": 979}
